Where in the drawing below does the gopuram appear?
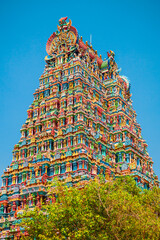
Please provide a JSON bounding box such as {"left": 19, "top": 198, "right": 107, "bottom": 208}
{"left": 0, "top": 17, "right": 159, "bottom": 239}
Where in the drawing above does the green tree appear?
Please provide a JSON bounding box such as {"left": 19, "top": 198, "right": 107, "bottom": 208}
{"left": 18, "top": 176, "right": 160, "bottom": 240}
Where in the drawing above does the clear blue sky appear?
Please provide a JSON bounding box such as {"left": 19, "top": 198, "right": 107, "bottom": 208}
{"left": 0, "top": 0, "right": 160, "bottom": 184}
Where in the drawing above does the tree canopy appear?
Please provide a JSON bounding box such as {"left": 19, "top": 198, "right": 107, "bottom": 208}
{"left": 17, "top": 176, "right": 160, "bottom": 240}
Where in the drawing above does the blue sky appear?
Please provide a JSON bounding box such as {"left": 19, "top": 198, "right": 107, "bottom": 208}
{"left": 0, "top": 0, "right": 160, "bottom": 184}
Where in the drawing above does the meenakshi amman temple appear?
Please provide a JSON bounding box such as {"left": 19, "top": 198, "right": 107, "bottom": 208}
{"left": 0, "top": 17, "right": 158, "bottom": 239}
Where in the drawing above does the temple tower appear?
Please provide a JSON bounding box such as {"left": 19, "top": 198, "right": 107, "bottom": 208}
{"left": 0, "top": 17, "right": 158, "bottom": 239}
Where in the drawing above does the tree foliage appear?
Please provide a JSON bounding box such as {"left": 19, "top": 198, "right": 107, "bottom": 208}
{"left": 18, "top": 176, "right": 160, "bottom": 240}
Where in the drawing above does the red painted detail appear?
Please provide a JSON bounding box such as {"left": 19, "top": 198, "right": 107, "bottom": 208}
{"left": 78, "top": 40, "right": 103, "bottom": 66}
{"left": 46, "top": 32, "right": 56, "bottom": 55}
{"left": 70, "top": 26, "right": 78, "bottom": 37}
{"left": 79, "top": 40, "right": 88, "bottom": 50}
{"left": 59, "top": 17, "right": 68, "bottom": 22}
{"left": 97, "top": 57, "right": 103, "bottom": 66}
{"left": 42, "top": 173, "right": 47, "bottom": 184}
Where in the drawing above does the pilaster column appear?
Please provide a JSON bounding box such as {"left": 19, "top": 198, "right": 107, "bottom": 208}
{"left": 45, "top": 166, "right": 48, "bottom": 175}
{"left": 49, "top": 140, "right": 52, "bottom": 150}
{"left": 129, "top": 153, "right": 132, "bottom": 163}
{"left": 6, "top": 178, "right": 8, "bottom": 186}
{"left": 12, "top": 175, "right": 16, "bottom": 185}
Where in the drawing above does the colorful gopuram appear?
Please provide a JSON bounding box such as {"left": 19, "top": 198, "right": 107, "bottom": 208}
{"left": 0, "top": 17, "right": 158, "bottom": 239}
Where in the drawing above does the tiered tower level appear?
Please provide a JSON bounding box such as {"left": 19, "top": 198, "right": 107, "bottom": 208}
{"left": 0, "top": 17, "right": 158, "bottom": 237}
